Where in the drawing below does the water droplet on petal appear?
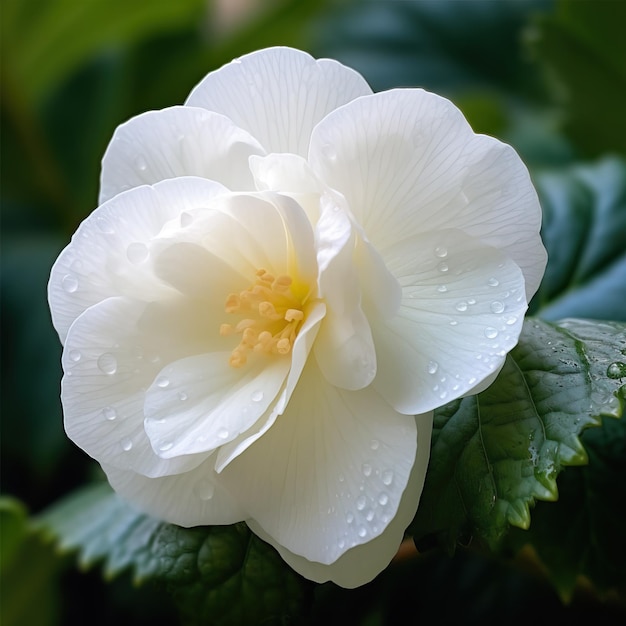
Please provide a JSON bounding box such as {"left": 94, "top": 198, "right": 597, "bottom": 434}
{"left": 427, "top": 360, "right": 439, "bottom": 375}
{"left": 102, "top": 406, "right": 117, "bottom": 421}
{"left": 68, "top": 349, "right": 81, "bottom": 362}
{"left": 135, "top": 155, "right": 148, "bottom": 171}
{"left": 156, "top": 376, "right": 170, "bottom": 388}
{"left": 322, "top": 145, "right": 337, "bottom": 161}
{"left": 97, "top": 353, "right": 117, "bottom": 375}
{"left": 370, "top": 439, "right": 380, "bottom": 451}
{"left": 378, "top": 492, "right": 389, "bottom": 506}
{"left": 218, "top": 428, "right": 229, "bottom": 440}
{"left": 121, "top": 438, "right": 133, "bottom": 451}
{"left": 356, "top": 495, "right": 367, "bottom": 511}
{"left": 62, "top": 274, "right": 78, "bottom": 293}
{"left": 365, "top": 509, "right": 375, "bottom": 522}
{"left": 193, "top": 479, "right": 215, "bottom": 501}
{"left": 251, "top": 390, "right": 264, "bottom": 402}
{"left": 467, "top": 298, "right": 476, "bottom": 305}
{"left": 485, "top": 327, "right": 499, "bottom": 339}
{"left": 437, "top": 284, "right": 448, "bottom": 293}
{"left": 469, "top": 377, "right": 477, "bottom": 385}
{"left": 346, "top": 512, "right": 354, "bottom": 524}
{"left": 126, "top": 242, "right": 149, "bottom": 264}
{"left": 358, "top": 526, "right": 367, "bottom": 538}
{"left": 159, "top": 441, "right": 174, "bottom": 452}
{"left": 382, "top": 469, "right": 394, "bottom": 486}
{"left": 362, "top": 463, "right": 372, "bottom": 477}
{"left": 488, "top": 277, "right": 499, "bottom": 287}
{"left": 434, "top": 246, "right": 448, "bottom": 258}
{"left": 505, "top": 315, "right": 518, "bottom": 325}
{"left": 95, "top": 216, "right": 114, "bottom": 234}
{"left": 455, "top": 301, "right": 468, "bottom": 312}
{"left": 437, "top": 262, "right": 449, "bottom": 273}
{"left": 178, "top": 391, "right": 188, "bottom": 401}
{"left": 490, "top": 301, "right": 505, "bottom": 314}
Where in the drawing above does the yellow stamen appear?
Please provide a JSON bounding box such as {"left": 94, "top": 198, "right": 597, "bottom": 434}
{"left": 221, "top": 268, "right": 307, "bottom": 367}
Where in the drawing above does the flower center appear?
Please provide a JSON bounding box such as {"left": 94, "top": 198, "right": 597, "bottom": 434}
{"left": 220, "top": 268, "right": 306, "bottom": 368}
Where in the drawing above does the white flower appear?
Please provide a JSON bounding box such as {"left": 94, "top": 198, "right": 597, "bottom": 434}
{"left": 48, "top": 47, "right": 546, "bottom": 587}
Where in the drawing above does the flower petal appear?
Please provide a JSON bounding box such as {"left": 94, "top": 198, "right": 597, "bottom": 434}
{"left": 309, "top": 89, "right": 546, "bottom": 299}
{"left": 62, "top": 296, "right": 211, "bottom": 478}
{"left": 247, "top": 413, "right": 433, "bottom": 587}
{"left": 370, "top": 229, "right": 527, "bottom": 415}
{"left": 99, "top": 107, "right": 264, "bottom": 203}
{"left": 102, "top": 457, "right": 246, "bottom": 526}
{"left": 219, "top": 361, "right": 417, "bottom": 566}
{"left": 49, "top": 177, "right": 228, "bottom": 342}
{"left": 186, "top": 47, "right": 372, "bottom": 155}
{"left": 143, "top": 352, "right": 290, "bottom": 458}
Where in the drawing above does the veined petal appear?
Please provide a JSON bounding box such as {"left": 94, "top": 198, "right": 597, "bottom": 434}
{"left": 219, "top": 361, "right": 417, "bottom": 566}
{"left": 62, "top": 296, "right": 211, "bottom": 478}
{"left": 144, "top": 352, "right": 290, "bottom": 458}
{"left": 99, "top": 107, "right": 264, "bottom": 203}
{"left": 247, "top": 413, "right": 433, "bottom": 587}
{"left": 371, "top": 229, "right": 527, "bottom": 415}
{"left": 314, "top": 202, "right": 377, "bottom": 390}
{"left": 49, "top": 177, "right": 228, "bottom": 342}
{"left": 102, "top": 457, "right": 246, "bottom": 526}
{"left": 186, "top": 47, "right": 372, "bottom": 156}
{"left": 309, "top": 89, "right": 546, "bottom": 299}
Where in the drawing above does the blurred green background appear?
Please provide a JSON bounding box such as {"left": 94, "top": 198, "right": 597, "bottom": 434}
{"left": 2, "top": 0, "right": 625, "bottom": 624}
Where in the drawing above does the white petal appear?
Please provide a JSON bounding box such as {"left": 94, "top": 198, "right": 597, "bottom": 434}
{"left": 215, "top": 300, "right": 326, "bottom": 471}
{"left": 103, "top": 457, "right": 246, "bottom": 526}
{"left": 186, "top": 47, "right": 372, "bottom": 155}
{"left": 314, "top": 201, "right": 377, "bottom": 390}
{"left": 62, "top": 296, "right": 210, "bottom": 478}
{"left": 219, "top": 361, "right": 417, "bottom": 566}
{"left": 144, "top": 352, "right": 290, "bottom": 458}
{"left": 247, "top": 413, "right": 433, "bottom": 587}
{"left": 99, "top": 107, "right": 264, "bottom": 203}
{"left": 309, "top": 89, "right": 546, "bottom": 299}
{"left": 48, "top": 177, "right": 228, "bottom": 342}
{"left": 371, "top": 229, "right": 527, "bottom": 415}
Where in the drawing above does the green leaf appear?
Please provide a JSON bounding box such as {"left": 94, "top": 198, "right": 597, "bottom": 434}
{"left": 410, "top": 318, "right": 625, "bottom": 551}
{"left": 506, "top": 415, "right": 626, "bottom": 600}
{"left": 530, "top": 157, "right": 626, "bottom": 321}
{"left": 37, "top": 483, "right": 313, "bottom": 626}
{"left": 531, "top": 0, "right": 626, "bottom": 157}
{"left": 0, "top": 498, "right": 60, "bottom": 626}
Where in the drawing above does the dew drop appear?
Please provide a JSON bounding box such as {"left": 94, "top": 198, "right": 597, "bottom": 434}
{"left": 126, "top": 242, "right": 149, "bottom": 264}
{"left": 218, "top": 428, "right": 229, "bottom": 440}
{"left": 96, "top": 216, "right": 115, "bottom": 234}
{"left": 488, "top": 277, "right": 499, "bottom": 287}
{"left": 439, "top": 390, "right": 448, "bottom": 400}
{"left": 362, "top": 463, "right": 372, "bottom": 477}
{"left": 467, "top": 298, "right": 476, "bottom": 305}
{"left": 338, "top": 538, "right": 346, "bottom": 550}
{"left": 135, "top": 155, "right": 148, "bottom": 171}
{"left": 485, "top": 327, "right": 499, "bottom": 339}
{"left": 251, "top": 390, "right": 264, "bottom": 402}
{"left": 101, "top": 406, "right": 117, "bottom": 421}
{"left": 346, "top": 512, "right": 354, "bottom": 524}
{"left": 437, "top": 261, "right": 449, "bottom": 273}
{"left": 607, "top": 362, "right": 626, "bottom": 379}
{"left": 68, "top": 349, "right": 81, "bottom": 362}
{"left": 356, "top": 495, "right": 367, "bottom": 511}
{"left": 455, "top": 301, "right": 468, "bottom": 312}
{"left": 490, "top": 301, "right": 505, "bottom": 314}
{"left": 382, "top": 469, "right": 394, "bottom": 486}
{"left": 156, "top": 376, "right": 170, "bottom": 388}
{"left": 505, "top": 315, "right": 518, "bottom": 325}
{"left": 97, "top": 353, "right": 117, "bottom": 375}
{"left": 121, "top": 438, "right": 133, "bottom": 452}
{"left": 469, "top": 377, "right": 477, "bottom": 385}
{"left": 449, "top": 320, "right": 458, "bottom": 326}
{"left": 434, "top": 246, "right": 448, "bottom": 258}
{"left": 178, "top": 391, "right": 188, "bottom": 402}
{"left": 427, "top": 360, "right": 439, "bottom": 375}
{"left": 193, "top": 479, "right": 215, "bottom": 501}
{"left": 437, "top": 284, "right": 448, "bottom": 293}
{"left": 370, "top": 439, "right": 380, "bottom": 451}
{"left": 365, "top": 509, "right": 375, "bottom": 522}
{"left": 62, "top": 274, "right": 78, "bottom": 293}
{"left": 159, "top": 441, "right": 174, "bottom": 452}
{"left": 358, "top": 526, "right": 367, "bottom": 538}
{"left": 378, "top": 492, "right": 389, "bottom": 506}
